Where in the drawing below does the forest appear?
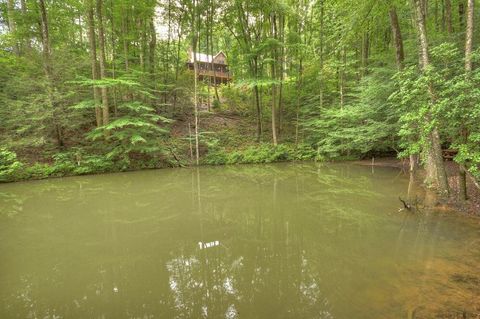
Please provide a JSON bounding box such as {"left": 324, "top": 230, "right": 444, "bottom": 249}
{"left": 3, "top": 1, "right": 480, "bottom": 317}
{"left": 0, "top": 0, "right": 479, "bottom": 200}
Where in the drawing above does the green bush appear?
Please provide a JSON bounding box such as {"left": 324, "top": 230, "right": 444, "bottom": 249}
{"left": 51, "top": 152, "right": 78, "bottom": 175}
{"left": 0, "top": 149, "right": 24, "bottom": 182}
{"left": 204, "top": 143, "right": 316, "bottom": 165}
{"left": 86, "top": 102, "right": 171, "bottom": 162}
{"left": 25, "top": 163, "right": 55, "bottom": 180}
{"left": 292, "top": 144, "right": 318, "bottom": 161}
{"left": 73, "top": 155, "right": 115, "bottom": 175}
{"left": 305, "top": 68, "right": 399, "bottom": 160}
{"left": 52, "top": 151, "right": 115, "bottom": 176}
{"left": 212, "top": 99, "right": 221, "bottom": 110}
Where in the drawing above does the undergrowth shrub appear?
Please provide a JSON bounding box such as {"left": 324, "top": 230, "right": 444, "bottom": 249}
{"left": 203, "top": 143, "right": 316, "bottom": 165}
{"left": 0, "top": 149, "right": 24, "bottom": 182}
{"left": 25, "top": 163, "right": 55, "bottom": 179}
{"left": 52, "top": 151, "right": 115, "bottom": 175}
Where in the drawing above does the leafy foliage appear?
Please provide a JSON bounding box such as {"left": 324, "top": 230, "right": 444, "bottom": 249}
{"left": 87, "top": 102, "right": 171, "bottom": 159}
{"left": 305, "top": 68, "right": 399, "bottom": 159}
{"left": 204, "top": 143, "right": 316, "bottom": 165}
{"left": 0, "top": 149, "right": 23, "bottom": 182}
{"left": 0, "top": 0, "right": 479, "bottom": 189}
{"left": 391, "top": 45, "right": 480, "bottom": 177}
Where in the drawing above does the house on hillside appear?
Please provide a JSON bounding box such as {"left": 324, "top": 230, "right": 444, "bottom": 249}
{"left": 187, "top": 49, "right": 232, "bottom": 85}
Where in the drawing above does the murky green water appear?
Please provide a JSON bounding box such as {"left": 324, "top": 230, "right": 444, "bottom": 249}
{"left": 1, "top": 163, "right": 479, "bottom": 318}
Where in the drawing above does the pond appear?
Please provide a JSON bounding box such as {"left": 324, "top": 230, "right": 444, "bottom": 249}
{"left": 1, "top": 162, "right": 479, "bottom": 318}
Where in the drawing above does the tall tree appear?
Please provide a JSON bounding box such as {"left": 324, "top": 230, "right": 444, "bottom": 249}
{"left": 86, "top": 0, "right": 102, "bottom": 127}
{"left": 7, "top": 0, "right": 19, "bottom": 55}
{"left": 361, "top": 30, "right": 370, "bottom": 76}
{"left": 38, "top": 0, "right": 63, "bottom": 147}
{"left": 459, "top": 0, "right": 474, "bottom": 200}
{"left": 192, "top": 0, "right": 200, "bottom": 165}
{"left": 464, "top": 0, "right": 474, "bottom": 73}
{"left": 19, "top": 0, "right": 31, "bottom": 52}
{"left": 149, "top": 17, "right": 156, "bottom": 83}
{"left": 389, "top": 5, "right": 419, "bottom": 172}
{"left": 458, "top": 0, "right": 465, "bottom": 29}
{"left": 224, "top": 0, "right": 265, "bottom": 142}
{"left": 413, "top": 0, "right": 450, "bottom": 195}
{"left": 277, "top": 12, "right": 285, "bottom": 136}
{"left": 389, "top": 7, "right": 404, "bottom": 71}
{"left": 445, "top": 0, "right": 453, "bottom": 33}
{"left": 270, "top": 11, "right": 278, "bottom": 145}
{"left": 318, "top": 0, "right": 325, "bottom": 108}
{"left": 96, "top": 0, "right": 109, "bottom": 126}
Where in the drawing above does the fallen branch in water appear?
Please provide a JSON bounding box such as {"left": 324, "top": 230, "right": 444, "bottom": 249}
{"left": 399, "top": 197, "right": 412, "bottom": 211}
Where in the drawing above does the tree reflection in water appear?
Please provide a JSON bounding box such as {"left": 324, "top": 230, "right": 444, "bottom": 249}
{"left": 0, "top": 163, "right": 479, "bottom": 318}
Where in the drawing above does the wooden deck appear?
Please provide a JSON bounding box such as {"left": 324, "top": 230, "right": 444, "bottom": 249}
{"left": 196, "top": 69, "right": 231, "bottom": 79}
{"left": 196, "top": 69, "right": 231, "bottom": 85}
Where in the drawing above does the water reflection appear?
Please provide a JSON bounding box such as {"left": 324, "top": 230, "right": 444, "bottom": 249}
{"left": 0, "top": 163, "right": 479, "bottom": 318}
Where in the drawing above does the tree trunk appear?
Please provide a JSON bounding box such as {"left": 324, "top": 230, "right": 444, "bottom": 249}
{"left": 39, "top": 0, "right": 63, "bottom": 147}
{"left": 413, "top": 0, "right": 450, "bottom": 195}
{"left": 445, "top": 0, "right": 453, "bottom": 33}
{"left": 254, "top": 83, "right": 262, "bottom": 142}
{"left": 253, "top": 56, "right": 262, "bottom": 142}
{"left": 108, "top": 0, "right": 117, "bottom": 118}
{"left": 192, "top": 0, "right": 200, "bottom": 165}
{"left": 339, "top": 48, "right": 346, "bottom": 108}
{"left": 271, "top": 83, "right": 278, "bottom": 146}
{"left": 441, "top": 0, "right": 446, "bottom": 31}
{"left": 173, "top": 27, "right": 182, "bottom": 112}
{"left": 459, "top": 165, "right": 468, "bottom": 200}
{"left": 80, "top": 14, "right": 85, "bottom": 44}
{"left": 209, "top": 1, "right": 219, "bottom": 101}
{"left": 138, "top": 19, "right": 146, "bottom": 73}
{"left": 96, "top": 0, "right": 109, "bottom": 126}
{"left": 7, "top": 0, "right": 19, "bottom": 55}
{"left": 205, "top": 0, "right": 211, "bottom": 112}
{"left": 295, "top": 58, "right": 303, "bottom": 146}
{"left": 270, "top": 13, "right": 278, "bottom": 146}
{"left": 86, "top": 0, "right": 102, "bottom": 127}
{"left": 389, "top": 7, "right": 404, "bottom": 70}
{"left": 361, "top": 31, "right": 369, "bottom": 76}
{"left": 389, "top": 6, "right": 417, "bottom": 171}
{"left": 38, "top": 0, "right": 51, "bottom": 89}
{"left": 465, "top": 0, "right": 474, "bottom": 73}
{"left": 149, "top": 18, "right": 156, "bottom": 78}
{"left": 459, "top": 0, "right": 474, "bottom": 200}
{"left": 188, "top": 122, "right": 194, "bottom": 163}
{"left": 459, "top": 1, "right": 465, "bottom": 29}
{"left": 163, "top": 0, "right": 170, "bottom": 108}
{"left": 20, "top": 0, "right": 31, "bottom": 51}
{"left": 149, "top": 16, "right": 156, "bottom": 107}
{"left": 319, "top": 0, "right": 324, "bottom": 108}
{"left": 121, "top": 7, "right": 129, "bottom": 72}
{"left": 277, "top": 13, "right": 285, "bottom": 137}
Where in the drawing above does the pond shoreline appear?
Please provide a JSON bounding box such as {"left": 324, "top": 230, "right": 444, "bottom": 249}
{"left": 354, "top": 157, "right": 480, "bottom": 216}
{"left": 3, "top": 156, "right": 480, "bottom": 215}
{"left": 1, "top": 160, "right": 479, "bottom": 318}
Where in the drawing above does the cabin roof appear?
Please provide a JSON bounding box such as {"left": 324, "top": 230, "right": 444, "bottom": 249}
{"left": 188, "top": 50, "right": 227, "bottom": 64}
